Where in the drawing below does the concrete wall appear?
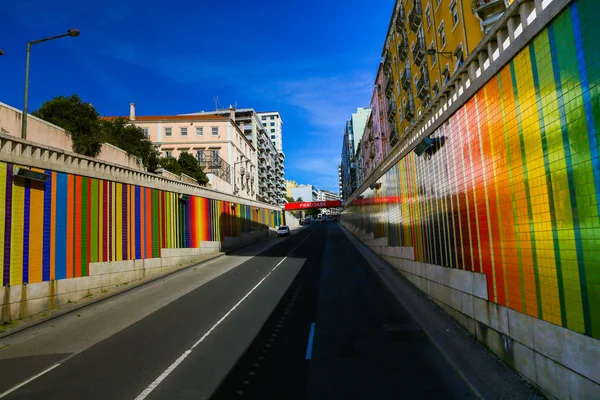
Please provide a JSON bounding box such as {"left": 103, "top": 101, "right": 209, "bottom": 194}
{"left": 0, "top": 243, "right": 221, "bottom": 322}
{"left": 343, "top": 217, "right": 600, "bottom": 399}
{"left": 0, "top": 102, "right": 144, "bottom": 171}
{"left": 284, "top": 211, "right": 301, "bottom": 229}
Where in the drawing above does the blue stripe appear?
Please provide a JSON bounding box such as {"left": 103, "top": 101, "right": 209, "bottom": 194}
{"left": 571, "top": 3, "right": 600, "bottom": 230}
{"left": 42, "top": 171, "right": 52, "bottom": 281}
{"left": 55, "top": 173, "right": 68, "bottom": 280}
{"left": 305, "top": 322, "right": 316, "bottom": 360}
{"left": 548, "top": 24, "right": 591, "bottom": 335}
{"left": 23, "top": 180, "right": 30, "bottom": 284}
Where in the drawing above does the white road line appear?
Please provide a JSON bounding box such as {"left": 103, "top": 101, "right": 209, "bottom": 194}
{"left": 0, "top": 363, "right": 61, "bottom": 398}
{"left": 305, "top": 322, "right": 316, "bottom": 360}
{"left": 134, "top": 232, "right": 313, "bottom": 400}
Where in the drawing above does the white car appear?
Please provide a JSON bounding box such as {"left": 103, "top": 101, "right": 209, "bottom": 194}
{"left": 277, "top": 225, "right": 291, "bottom": 236}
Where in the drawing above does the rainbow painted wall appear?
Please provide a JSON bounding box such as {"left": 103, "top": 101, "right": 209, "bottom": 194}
{"left": 0, "top": 161, "right": 281, "bottom": 287}
{"left": 344, "top": 0, "right": 600, "bottom": 339}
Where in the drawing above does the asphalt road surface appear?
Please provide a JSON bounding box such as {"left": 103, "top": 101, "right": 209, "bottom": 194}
{"left": 0, "top": 223, "right": 474, "bottom": 399}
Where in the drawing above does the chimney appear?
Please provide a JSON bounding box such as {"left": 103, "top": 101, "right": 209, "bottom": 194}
{"left": 229, "top": 105, "right": 235, "bottom": 123}
{"left": 130, "top": 103, "right": 136, "bottom": 120}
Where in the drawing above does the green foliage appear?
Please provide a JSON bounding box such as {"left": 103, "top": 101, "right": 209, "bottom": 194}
{"left": 101, "top": 117, "right": 160, "bottom": 170}
{"left": 32, "top": 95, "right": 103, "bottom": 157}
{"left": 295, "top": 197, "right": 303, "bottom": 202}
{"left": 285, "top": 196, "right": 294, "bottom": 203}
{"left": 158, "top": 153, "right": 209, "bottom": 186}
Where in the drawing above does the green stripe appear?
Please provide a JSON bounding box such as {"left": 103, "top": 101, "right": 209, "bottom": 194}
{"left": 530, "top": 36, "right": 566, "bottom": 326}
{"left": 498, "top": 68, "right": 527, "bottom": 312}
{"left": 510, "top": 61, "right": 543, "bottom": 319}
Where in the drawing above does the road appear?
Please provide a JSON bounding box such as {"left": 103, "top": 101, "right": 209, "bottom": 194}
{"left": 0, "top": 223, "right": 474, "bottom": 399}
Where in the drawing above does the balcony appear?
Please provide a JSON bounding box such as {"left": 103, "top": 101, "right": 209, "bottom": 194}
{"left": 404, "top": 96, "right": 415, "bottom": 122}
{"left": 401, "top": 68, "right": 412, "bottom": 92}
{"left": 195, "top": 150, "right": 231, "bottom": 184}
{"left": 390, "top": 127, "right": 399, "bottom": 147}
{"left": 385, "top": 77, "right": 394, "bottom": 97}
{"left": 397, "top": 33, "right": 409, "bottom": 63}
{"left": 416, "top": 69, "right": 430, "bottom": 102}
{"left": 412, "top": 35, "right": 426, "bottom": 67}
{"left": 472, "top": 0, "right": 508, "bottom": 28}
{"left": 387, "top": 100, "right": 397, "bottom": 121}
{"left": 383, "top": 54, "right": 392, "bottom": 76}
{"left": 394, "top": 5, "right": 406, "bottom": 33}
{"left": 408, "top": 0, "right": 422, "bottom": 33}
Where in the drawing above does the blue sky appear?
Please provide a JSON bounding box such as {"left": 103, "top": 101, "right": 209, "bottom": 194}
{"left": 0, "top": 0, "right": 393, "bottom": 192}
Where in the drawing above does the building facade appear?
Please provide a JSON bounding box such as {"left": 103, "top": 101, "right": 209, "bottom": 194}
{"left": 340, "top": 107, "right": 371, "bottom": 200}
{"left": 285, "top": 180, "right": 297, "bottom": 199}
{"left": 257, "top": 112, "right": 283, "bottom": 153}
{"left": 182, "top": 108, "right": 285, "bottom": 207}
{"left": 291, "top": 184, "right": 318, "bottom": 202}
{"left": 105, "top": 105, "right": 257, "bottom": 200}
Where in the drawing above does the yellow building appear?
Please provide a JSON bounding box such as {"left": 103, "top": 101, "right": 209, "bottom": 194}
{"left": 285, "top": 180, "right": 298, "bottom": 199}
{"left": 383, "top": 0, "right": 512, "bottom": 142}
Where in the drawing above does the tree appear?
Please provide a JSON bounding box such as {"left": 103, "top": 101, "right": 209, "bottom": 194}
{"left": 285, "top": 196, "right": 294, "bottom": 203}
{"left": 158, "top": 153, "right": 209, "bottom": 186}
{"left": 295, "top": 197, "right": 303, "bottom": 202}
{"left": 101, "top": 117, "right": 160, "bottom": 171}
{"left": 178, "top": 152, "right": 209, "bottom": 185}
{"left": 32, "top": 95, "right": 103, "bottom": 157}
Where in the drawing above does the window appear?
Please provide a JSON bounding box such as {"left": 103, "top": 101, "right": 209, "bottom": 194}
{"left": 436, "top": 0, "right": 441, "bottom": 8}
{"left": 272, "top": 141, "right": 276, "bottom": 146}
{"left": 262, "top": 123, "right": 266, "bottom": 127}
{"left": 164, "top": 127, "right": 172, "bottom": 137}
{"left": 141, "top": 127, "right": 149, "bottom": 138}
{"left": 270, "top": 122, "right": 275, "bottom": 126}
{"left": 450, "top": 1, "right": 459, "bottom": 27}
{"left": 270, "top": 116, "right": 274, "bottom": 120}
{"left": 211, "top": 149, "right": 220, "bottom": 162}
{"left": 180, "top": 127, "right": 188, "bottom": 136}
{"left": 261, "top": 116, "right": 266, "bottom": 120}
{"left": 438, "top": 22, "right": 446, "bottom": 48}
{"left": 414, "top": 74, "right": 419, "bottom": 86}
{"left": 433, "top": 82, "right": 440, "bottom": 97}
{"left": 425, "top": 6, "right": 432, "bottom": 28}
{"left": 164, "top": 150, "right": 173, "bottom": 158}
{"left": 211, "top": 126, "right": 219, "bottom": 136}
{"left": 271, "top": 129, "right": 275, "bottom": 133}
{"left": 271, "top": 135, "right": 276, "bottom": 139}
{"left": 195, "top": 127, "right": 203, "bottom": 136}
{"left": 443, "top": 65, "right": 450, "bottom": 84}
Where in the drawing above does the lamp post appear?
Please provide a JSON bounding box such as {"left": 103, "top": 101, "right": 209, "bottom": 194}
{"left": 22, "top": 28, "right": 80, "bottom": 140}
{"left": 426, "top": 48, "right": 453, "bottom": 62}
{"left": 0, "top": 50, "right": 4, "bottom": 56}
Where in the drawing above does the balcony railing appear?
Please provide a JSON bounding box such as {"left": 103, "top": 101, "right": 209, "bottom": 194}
{"left": 472, "top": 0, "right": 508, "bottom": 23}
{"left": 196, "top": 151, "right": 231, "bottom": 183}
{"left": 401, "top": 68, "right": 412, "bottom": 92}
{"left": 408, "top": 0, "right": 422, "bottom": 33}
{"left": 397, "top": 33, "right": 409, "bottom": 63}
{"left": 385, "top": 77, "right": 394, "bottom": 97}
{"left": 404, "top": 96, "right": 415, "bottom": 122}
{"left": 390, "top": 127, "right": 399, "bottom": 147}
{"left": 416, "top": 70, "right": 430, "bottom": 102}
{"left": 383, "top": 54, "right": 392, "bottom": 75}
{"left": 395, "top": 5, "right": 406, "bottom": 33}
{"left": 387, "top": 100, "right": 397, "bottom": 121}
{"left": 412, "top": 35, "right": 427, "bottom": 67}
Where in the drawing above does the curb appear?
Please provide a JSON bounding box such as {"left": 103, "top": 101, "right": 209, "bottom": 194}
{"left": 0, "top": 234, "right": 272, "bottom": 341}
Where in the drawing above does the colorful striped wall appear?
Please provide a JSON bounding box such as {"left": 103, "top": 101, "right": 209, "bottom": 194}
{"left": 0, "top": 161, "right": 282, "bottom": 286}
{"left": 344, "top": 0, "right": 600, "bottom": 339}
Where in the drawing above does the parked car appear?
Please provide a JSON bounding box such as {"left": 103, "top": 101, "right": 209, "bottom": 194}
{"left": 277, "top": 225, "right": 291, "bottom": 236}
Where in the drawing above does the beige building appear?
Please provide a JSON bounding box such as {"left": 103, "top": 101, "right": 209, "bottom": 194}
{"left": 111, "top": 104, "right": 257, "bottom": 200}
{"left": 285, "top": 180, "right": 297, "bottom": 199}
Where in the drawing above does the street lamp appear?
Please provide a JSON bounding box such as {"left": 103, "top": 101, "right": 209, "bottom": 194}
{"left": 426, "top": 48, "right": 453, "bottom": 62}
{"left": 22, "top": 28, "right": 80, "bottom": 140}
{"left": 0, "top": 50, "right": 4, "bottom": 56}
{"left": 233, "top": 159, "right": 248, "bottom": 195}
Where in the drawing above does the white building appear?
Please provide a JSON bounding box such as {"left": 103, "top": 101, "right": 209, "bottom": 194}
{"left": 182, "top": 108, "right": 285, "bottom": 206}
{"left": 257, "top": 112, "right": 283, "bottom": 153}
{"left": 292, "top": 184, "right": 318, "bottom": 202}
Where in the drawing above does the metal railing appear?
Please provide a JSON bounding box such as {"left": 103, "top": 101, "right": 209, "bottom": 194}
{"left": 196, "top": 150, "right": 231, "bottom": 183}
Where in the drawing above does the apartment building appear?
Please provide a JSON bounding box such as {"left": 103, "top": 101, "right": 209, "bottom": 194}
{"left": 339, "top": 107, "right": 371, "bottom": 200}
{"left": 105, "top": 104, "right": 256, "bottom": 200}
{"left": 382, "top": 0, "right": 494, "bottom": 146}
{"left": 257, "top": 112, "right": 283, "bottom": 153}
{"left": 292, "top": 184, "right": 318, "bottom": 203}
{"left": 183, "top": 108, "right": 285, "bottom": 206}
{"left": 285, "top": 180, "right": 298, "bottom": 199}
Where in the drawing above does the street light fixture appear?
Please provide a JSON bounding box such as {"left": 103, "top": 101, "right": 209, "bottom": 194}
{"left": 0, "top": 50, "right": 4, "bottom": 56}
{"left": 426, "top": 48, "right": 453, "bottom": 62}
{"left": 21, "top": 28, "right": 80, "bottom": 140}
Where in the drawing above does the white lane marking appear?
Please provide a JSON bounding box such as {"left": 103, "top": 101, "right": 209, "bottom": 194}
{"left": 305, "top": 323, "right": 316, "bottom": 360}
{"left": 134, "top": 232, "right": 314, "bottom": 400}
{"left": 0, "top": 363, "right": 61, "bottom": 398}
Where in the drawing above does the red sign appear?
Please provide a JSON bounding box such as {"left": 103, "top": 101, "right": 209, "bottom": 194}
{"left": 284, "top": 200, "right": 342, "bottom": 210}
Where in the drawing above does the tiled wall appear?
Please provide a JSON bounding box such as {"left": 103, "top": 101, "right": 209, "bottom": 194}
{"left": 0, "top": 161, "right": 281, "bottom": 286}
{"left": 344, "top": 0, "right": 600, "bottom": 339}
